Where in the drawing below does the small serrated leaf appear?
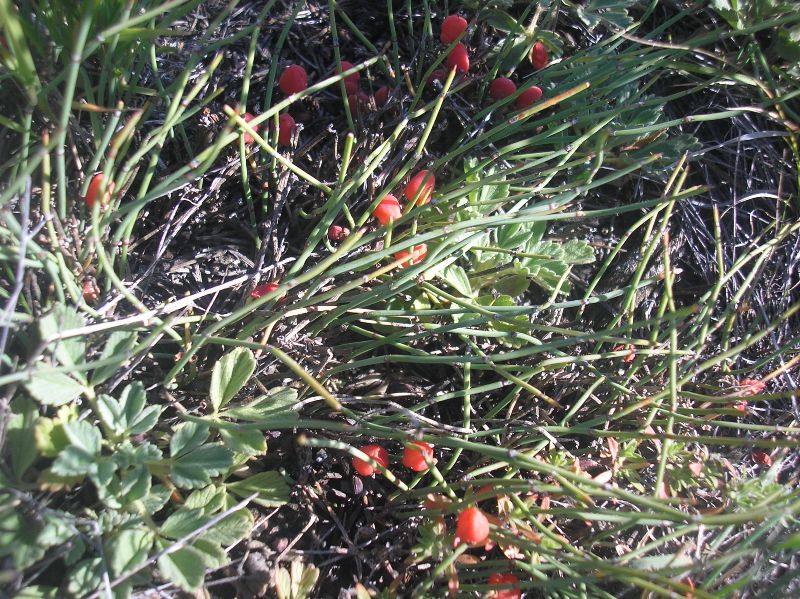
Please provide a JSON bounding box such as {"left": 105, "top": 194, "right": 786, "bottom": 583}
{"left": 37, "top": 306, "right": 85, "bottom": 369}
{"left": 170, "top": 422, "right": 209, "bottom": 457}
{"left": 24, "top": 369, "right": 84, "bottom": 406}
{"left": 226, "top": 471, "right": 290, "bottom": 507}
{"left": 219, "top": 427, "right": 267, "bottom": 456}
{"left": 171, "top": 444, "right": 233, "bottom": 489}
{"left": 91, "top": 331, "right": 137, "bottom": 385}
{"left": 210, "top": 348, "right": 256, "bottom": 413}
{"left": 107, "top": 526, "right": 154, "bottom": 577}
{"left": 440, "top": 264, "right": 472, "bottom": 297}
{"left": 156, "top": 543, "right": 206, "bottom": 592}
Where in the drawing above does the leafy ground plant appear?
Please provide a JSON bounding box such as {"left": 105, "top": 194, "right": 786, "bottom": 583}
{"left": 1, "top": 0, "right": 800, "bottom": 597}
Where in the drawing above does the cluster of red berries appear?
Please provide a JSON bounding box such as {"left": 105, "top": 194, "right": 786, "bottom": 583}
{"left": 351, "top": 440, "right": 433, "bottom": 476}
{"left": 436, "top": 14, "right": 547, "bottom": 112}
{"left": 351, "top": 441, "right": 519, "bottom": 596}
{"left": 369, "top": 169, "right": 435, "bottom": 267}
{"left": 238, "top": 63, "right": 306, "bottom": 148}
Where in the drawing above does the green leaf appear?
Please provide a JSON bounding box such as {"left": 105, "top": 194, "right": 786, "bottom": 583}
{"left": 296, "top": 563, "right": 320, "bottom": 598}
{"left": 66, "top": 558, "right": 103, "bottom": 596}
{"left": 204, "top": 507, "right": 253, "bottom": 546}
{"left": 91, "top": 330, "right": 138, "bottom": 385}
{"left": 62, "top": 420, "right": 101, "bottom": 455}
{"left": 170, "top": 422, "right": 209, "bottom": 457}
{"left": 37, "top": 306, "right": 85, "bottom": 369}
{"left": 14, "top": 587, "right": 60, "bottom": 599}
{"left": 156, "top": 543, "right": 206, "bottom": 592}
{"left": 184, "top": 485, "right": 227, "bottom": 514}
{"left": 107, "top": 526, "right": 154, "bottom": 577}
{"left": 493, "top": 271, "right": 530, "bottom": 296}
{"left": 160, "top": 507, "right": 210, "bottom": 540}
{"left": 98, "top": 382, "right": 161, "bottom": 435}
{"left": 484, "top": 9, "right": 526, "bottom": 34}
{"left": 561, "top": 239, "right": 596, "bottom": 264}
{"left": 8, "top": 396, "right": 38, "bottom": 479}
{"left": 226, "top": 471, "right": 290, "bottom": 507}
{"left": 190, "top": 537, "right": 227, "bottom": 569}
{"left": 276, "top": 565, "right": 292, "bottom": 599}
{"left": 210, "top": 348, "right": 256, "bottom": 413}
{"left": 223, "top": 387, "right": 299, "bottom": 422}
{"left": 496, "top": 220, "right": 546, "bottom": 250}
{"left": 24, "top": 369, "right": 84, "bottom": 406}
{"left": 439, "top": 264, "right": 472, "bottom": 297}
{"left": 219, "top": 427, "right": 267, "bottom": 456}
{"left": 51, "top": 446, "right": 96, "bottom": 477}
{"left": 171, "top": 444, "right": 233, "bottom": 489}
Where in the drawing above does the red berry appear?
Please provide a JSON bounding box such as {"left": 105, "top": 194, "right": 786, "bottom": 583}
{"left": 374, "top": 85, "right": 390, "bottom": 107}
{"left": 270, "top": 113, "right": 296, "bottom": 146}
{"left": 242, "top": 112, "right": 260, "bottom": 144}
{"left": 338, "top": 61, "right": 360, "bottom": 94}
{"left": 82, "top": 279, "right": 99, "bottom": 303}
{"left": 347, "top": 91, "right": 369, "bottom": 114}
{"left": 373, "top": 194, "right": 402, "bottom": 225}
{"left": 250, "top": 281, "right": 280, "bottom": 299}
{"left": 402, "top": 441, "right": 433, "bottom": 471}
{"left": 404, "top": 170, "right": 435, "bottom": 206}
{"left": 328, "top": 224, "right": 350, "bottom": 241}
{"left": 395, "top": 244, "right": 427, "bottom": 268}
{"left": 279, "top": 64, "right": 308, "bottom": 95}
{"left": 738, "top": 378, "right": 766, "bottom": 395}
{"left": 84, "top": 173, "right": 115, "bottom": 209}
{"left": 447, "top": 43, "right": 470, "bottom": 73}
{"left": 428, "top": 69, "right": 447, "bottom": 85}
{"left": 456, "top": 507, "right": 490, "bottom": 544}
{"left": 490, "top": 77, "right": 517, "bottom": 102}
{"left": 752, "top": 449, "right": 772, "bottom": 466}
{"left": 487, "top": 573, "right": 521, "bottom": 599}
{"left": 516, "top": 86, "right": 543, "bottom": 109}
{"left": 352, "top": 444, "right": 389, "bottom": 476}
{"left": 440, "top": 15, "right": 468, "bottom": 44}
{"left": 531, "top": 41, "right": 548, "bottom": 70}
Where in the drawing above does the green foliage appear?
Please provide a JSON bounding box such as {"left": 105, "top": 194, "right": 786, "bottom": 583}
{"left": 275, "top": 560, "right": 320, "bottom": 599}
{"left": 5, "top": 344, "right": 288, "bottom": 596}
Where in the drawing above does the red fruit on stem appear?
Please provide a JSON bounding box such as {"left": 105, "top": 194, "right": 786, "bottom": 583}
{"left": 440, "top": 15, "right": 468, "bottom": 44}
{"left": 328, "top": 224, "right": 350, "bottom": 242}
{"left": 752, "top": 449, "right": 772, "bottom": 466}
{"left": 84, "top": 173, "right": 115, "bottom": 209}
{"left": 531, "top": 41, "right": 548, "bottom": 70}
{"left": 402, "top": 441, "right": 433, "bottom": 471}
{"left": 250, "top": 282, "right": 280, "bottom": 299}
{"left": 82, "top": 279, "right": 99, "bottom": 303}
{"left": 456, "top": 507, "right": 490, "bottom": 544}
{"left": 352, "top": 444, "right": 389, "bottom": 477}
{"left": 373, "top": 194, "right": 402, "bottom": 225}
{"left": 337, "top": 61, "right": 360, "bottom": 94}
{"left": 490, "top": 77, "right": 517, "bottom": 102}
{"left": 404, "top": 170, "right": 435, "bottom": 206}
{"left": 516, "top": 86, "right": 543, "bottom": 109}
{"left": 279, "top": 64, "right": 308, "bottom": 95}
{"left": 447, "top": 43, "right": 470, "bottom": 73}
{"left": 733, "top": 400, "right": 748, "bottom": 413}
{"left": 487, "top": 573, "right": 521, "bottom": 599}
{"left": 347, "top": 91, "right": 370, "bottom": 114}
{"left": 374, "top": 85, "right": 390, "bottom": 107}
{"left": 395, "top": 244, "right": 427, "bottom": 268}
{"left": 270, "top": 113, "right": 296, "bottom": 146}
{"left": 738, "top": 378, "right": 766, "bottom": 395}
{"left": 242, "top": 112, "right": 259, "bottom": 144}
